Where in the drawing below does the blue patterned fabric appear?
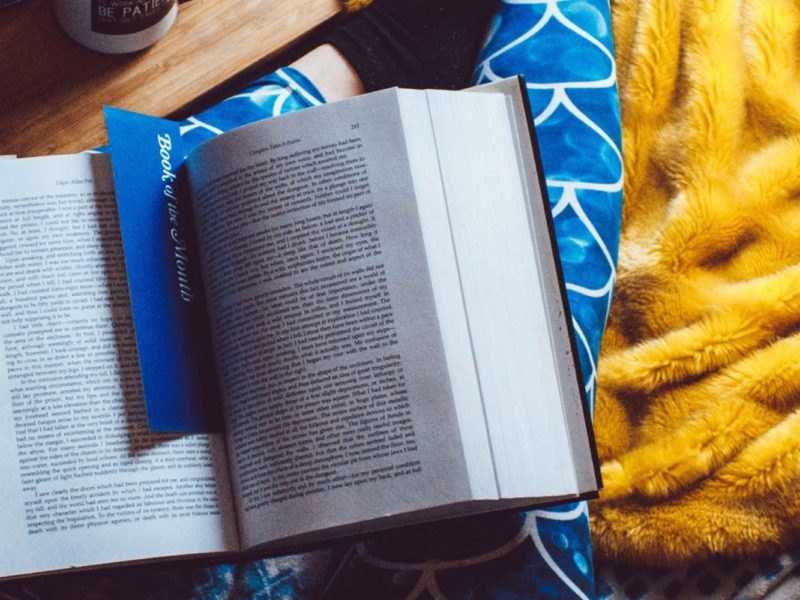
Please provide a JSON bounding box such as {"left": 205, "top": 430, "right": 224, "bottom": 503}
{"left": 0, "top": 2, "right": 622, "bottom": 598}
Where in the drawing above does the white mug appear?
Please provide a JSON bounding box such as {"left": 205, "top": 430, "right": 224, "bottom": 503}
{"left": 53, "top": 0, "right": 178, "bottom": 54}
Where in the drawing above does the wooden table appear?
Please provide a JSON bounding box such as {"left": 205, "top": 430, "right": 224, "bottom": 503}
{"left": 0, "top": 0, "right": 343, "bottom": 157}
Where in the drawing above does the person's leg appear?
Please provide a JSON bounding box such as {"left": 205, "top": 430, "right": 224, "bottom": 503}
{"left": 473, "top": 3, "right": 623, "bottom": 599}
{"left": 178, "top": 0, "right": 497, "bottom": 150}
{"left": 290, "top": 0, "right": 501, "bottom": 101}
{"left": 325, "top": 0, "right": 499, "bottom": 91}
{"left": 289, "top": 44, "right": 364, "bottom": 102}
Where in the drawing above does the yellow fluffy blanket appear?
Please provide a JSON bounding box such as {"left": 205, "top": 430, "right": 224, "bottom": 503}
{"left": 591, "top": 0, "right": 800, "bottom": 566}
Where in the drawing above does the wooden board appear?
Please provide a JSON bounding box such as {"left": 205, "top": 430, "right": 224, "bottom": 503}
{"left": 0, "top": 0, "right": 342, "bottom": 156}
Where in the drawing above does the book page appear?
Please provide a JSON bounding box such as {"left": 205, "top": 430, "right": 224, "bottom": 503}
{"left": 424, "top": 90, "right": 579, "bottom": 498}
{"left": 470, "top": 78, "right": 600, "bottom": 492}
{"left": 394, "top": 90, "right": 498, "bottom": 500}
{"left": 186, "top": 90, "right": 471, "bottom": 548}
{"left": 0, "top": 155, "right": 237, "bottom": 579}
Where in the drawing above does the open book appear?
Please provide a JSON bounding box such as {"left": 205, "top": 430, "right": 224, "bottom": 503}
{"left": 0, "top": 78, "right": 599, "bottom": 579}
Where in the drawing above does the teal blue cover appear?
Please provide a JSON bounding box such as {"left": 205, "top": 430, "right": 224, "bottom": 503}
{"left": 104, "top": 106, "right": 222, "bottom": 433}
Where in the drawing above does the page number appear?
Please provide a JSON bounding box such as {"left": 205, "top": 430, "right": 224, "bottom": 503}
{"left": 350, "top": 123, "right": 360, "bottom": 130}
